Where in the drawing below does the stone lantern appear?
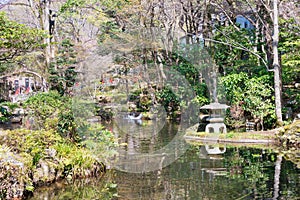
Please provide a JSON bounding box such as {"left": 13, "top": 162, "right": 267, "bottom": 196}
{"left": 200, "top": 103, "right": 229, "bottom": 134}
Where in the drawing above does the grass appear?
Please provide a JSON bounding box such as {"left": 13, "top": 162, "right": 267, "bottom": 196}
{"left": 185, "top": 124, "right": 276, "bottom": 141}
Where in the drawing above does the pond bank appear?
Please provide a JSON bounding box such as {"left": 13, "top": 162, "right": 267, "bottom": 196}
{"left": 184, "top": 136, "right": 276, "bottom": 145}
{"left": 0, "top": 129, "right": 106, "bottom": 200}
{"left": 184, "top": 124, "right": 278, "bottom": 145}
{"left": 184, "top": 121, "right": 300, "bottom": 147}
{"left": 184, "top": 122, "right": 300, "bottom": 169}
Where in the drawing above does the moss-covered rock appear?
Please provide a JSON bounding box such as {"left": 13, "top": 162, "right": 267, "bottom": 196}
{"left": 276, "top": 120, "right": 300, "bottom": 147}
{"left": 0, "top": 129, "right": 107, "bottom": 199}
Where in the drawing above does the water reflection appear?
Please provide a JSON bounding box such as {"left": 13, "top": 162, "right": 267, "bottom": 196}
{"left": 109, "top": 121, "right": 190, "bottom": 173}
{"left": 28, "top": 175, "right": 118, "bottom": 200}
{"left": 28, "top": 122, "right": 300, "bottom": 200}
{"left": 202, "top": 145, "right": 226, "bottom": 155}
{"left": 113, "top": 146, "right": 299, "bottom": 200}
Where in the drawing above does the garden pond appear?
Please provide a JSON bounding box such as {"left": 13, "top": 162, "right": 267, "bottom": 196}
{"left": 27, "top": 122, "right": 299, "bottom": 200}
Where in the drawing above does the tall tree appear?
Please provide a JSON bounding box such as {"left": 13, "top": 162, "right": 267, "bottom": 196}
{"left": 272, "top": 0, "right": 282, "bottom": 124}
{"left": 201, "top": 0, "right": 284, "bottom": 124}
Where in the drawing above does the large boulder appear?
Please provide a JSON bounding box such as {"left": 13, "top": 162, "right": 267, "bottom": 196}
{"left": 0, "top": 150, "right": 30, "bottom": 200}
{"left": 277, "top": 121, "right": 300, "bottom": 147}
{"left": 32, "top": 159, "right": 59, "bottom": 185}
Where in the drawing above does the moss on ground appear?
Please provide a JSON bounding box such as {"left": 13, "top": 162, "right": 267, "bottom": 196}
{"left": 0, "top": 128, "right": 109, "bottom": 199}
{"left": 185, "top": 124, "right": 276, "bottom": 141}
{"left": 276, "top": 120, "right": 300, "bottom": 147}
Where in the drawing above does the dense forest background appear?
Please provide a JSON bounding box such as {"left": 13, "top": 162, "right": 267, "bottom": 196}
{"left": 0, "top": 0, "right": 300, "bottom": 130}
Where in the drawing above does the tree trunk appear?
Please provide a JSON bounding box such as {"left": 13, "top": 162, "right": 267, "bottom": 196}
{"left": 34, "top": 0, "right": 52, "bottom": 69}
{"left": 43, "top": 0, "right": 51, "bottom": 68}
{"left": 203, "top": 0, "right": 211, "bottom": 47}
{"left": 273, "top": 0, "right": 283, "bottom": 125}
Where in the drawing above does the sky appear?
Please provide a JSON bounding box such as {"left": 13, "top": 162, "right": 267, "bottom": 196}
{"left": 0, "top": 0, "right": 12, "bottom": 3}
{"left": 0, "top": 0, "right": 13, "bottom": 8}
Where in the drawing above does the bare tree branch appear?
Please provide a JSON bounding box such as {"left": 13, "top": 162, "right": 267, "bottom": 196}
{"left": 203, "top": 38, "right": 272, "bottom": 71}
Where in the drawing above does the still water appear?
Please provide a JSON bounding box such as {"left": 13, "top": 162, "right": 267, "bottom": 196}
{"left": 28, "top": 122, "right": 300, "bottom": 200}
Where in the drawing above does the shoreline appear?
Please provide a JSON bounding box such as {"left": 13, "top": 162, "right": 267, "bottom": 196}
{"left": 184, "top": 135, "right": 276, "bottom": 144}
{"left": 184, "top": 121, "right": 300, "bottom": 148}
{"left": 0, "top": 129, "right": 107, "bottom": 200}
{"left": 184, "top": 123, "right": 280, "bottom": 146}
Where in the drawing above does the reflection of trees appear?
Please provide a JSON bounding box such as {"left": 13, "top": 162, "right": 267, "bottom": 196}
{"left": 112, "top": 145, "right": 299, "bottom": 199}
{"left": 224, "top": 147, "right": 276, "bottom": 199}
{"left": 113, "top": 146, "right": 299, "bottom": 200}
{"left": 273, "top": 154, "right": 282, "bottom": 199}
{"left": 29, "top": 175, "right": 118, "bottom": 200}
{"left": 279, "top": 151, "right": 300, "bottom": 199}
{"left": 224, "top": 147, "right": 300, "bottom": 200}
{"left": 282, "top": 149, "right": 300, "bottom": 168}
{"left": 30, "top": 146, "right": 299, "bottom": 200}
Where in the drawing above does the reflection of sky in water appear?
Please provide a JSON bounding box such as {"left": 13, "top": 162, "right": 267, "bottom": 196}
{"left": 110, "top": 121, "right": 187, "bottom": 173}
{"left": 115, "top": 121, "right": 177, "bottom": 153}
